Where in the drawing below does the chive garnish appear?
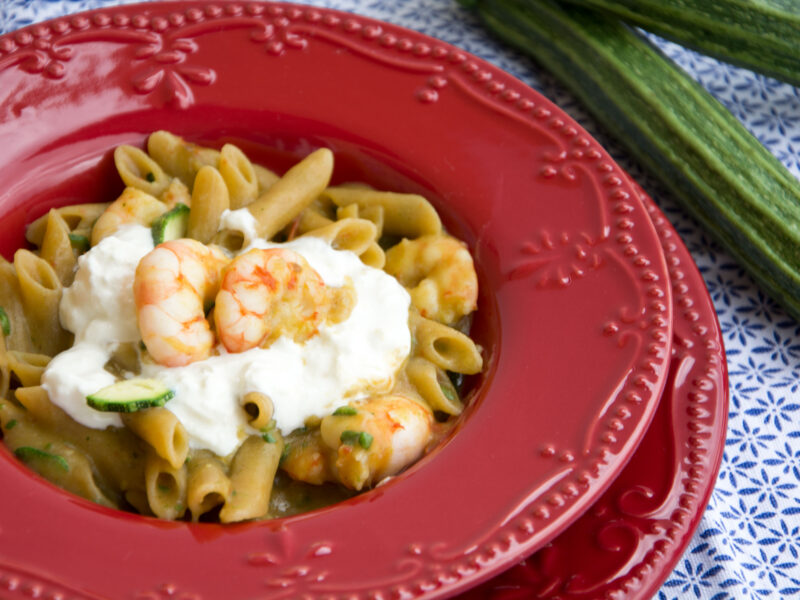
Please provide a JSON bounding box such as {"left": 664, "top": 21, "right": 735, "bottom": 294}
{"left": 440, "top": 383, "right": 457, "bottom": 402}
{"left": 332, "top": 406, "right": 357, "bottom": 416}
{"left": 340, "top": 430, "right": 373, "bottom": 450}
{"left": 262, "top": 432, "right": 276, "bottom": 444}
{"left": 68, "top": 233, "right": 90, "bottom": 253}
{"left": 145, "top": 172, "right": 156, "bottom": 182}
{"left": 0, "top": 306, "right": 10, "bottom": 337}
{"left": 279, "top": 444, "right": 291, "bottom": 465}
{"left": 358, "top": 431, "right": 373, "bottom": 450}
{"left": 4, "top": 419, "right": 17, "bottom": 430}
{"left": 14, "top": 447, "right": 69, "bottom": 472}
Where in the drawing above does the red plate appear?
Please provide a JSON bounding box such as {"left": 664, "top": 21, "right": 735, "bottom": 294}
{"left": 464, "top": 183, "right": 728, "bottom": 598}
{"left": 0, "top": 4, "right": 672, "bottom": 598}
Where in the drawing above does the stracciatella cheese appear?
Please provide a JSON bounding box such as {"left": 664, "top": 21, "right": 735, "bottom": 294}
{"left": 42, "top": 224, "right": 411, "bottom": 457}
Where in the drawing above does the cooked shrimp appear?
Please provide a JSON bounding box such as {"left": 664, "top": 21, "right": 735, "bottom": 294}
{"left": 91, "top": 187, "right": 168, "bottom": 246}
{"left": 214, "top": 248, "right": 330, "bottom": 353}
{"left": 383, "top": 234, "right": 478, "bottom": 325}
{"left": 281, "top": 394, "right": 434, "bottom": 491}
{"left": 134, "top": 239, "right": 229, "bottom": 367}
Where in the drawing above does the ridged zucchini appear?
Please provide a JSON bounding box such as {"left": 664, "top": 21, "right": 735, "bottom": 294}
{"left": 555, "top": 0, "right": 800, "bottom": 88}
{"left": 460, "top": 0, "right": 800, "bottom": 322}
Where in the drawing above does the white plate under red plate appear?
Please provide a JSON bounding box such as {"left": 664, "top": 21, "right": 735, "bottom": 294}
{"left": 0, "top": 3, "right": 675, "bottom": 598}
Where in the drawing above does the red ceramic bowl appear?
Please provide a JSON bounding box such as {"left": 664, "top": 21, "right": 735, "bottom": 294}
{"left": 0, "top": 3, "right": 672, "bottom": 598}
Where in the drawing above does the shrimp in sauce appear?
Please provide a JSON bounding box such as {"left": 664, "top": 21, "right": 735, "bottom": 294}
{"left": 384, "top": 234, "right": 478, "bottom": 326}
{"left": 214, "top": 247, "right": 344, "bottom": 353}
{"left": 134, "top": 239, "right": 228, "bottom": 367}
{"left": 281, "top": 394, "right": 434, "bottom": 491}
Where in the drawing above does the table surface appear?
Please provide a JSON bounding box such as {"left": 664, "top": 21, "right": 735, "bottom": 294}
{"left": 3, "top": 0, "right": 800, "bottom": 598}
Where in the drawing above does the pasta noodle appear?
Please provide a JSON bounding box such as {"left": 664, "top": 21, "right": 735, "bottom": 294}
{"left": 39, "top": 210, "right": 77, "bottom": 286}
{"left": 114, "top": 145, "right": 171, "bottom": 197}
{"left": 0, "top": 258, "right": 34, "bottom": 353}
{"left": 219, "top": 143, "right": 259, "bottom": 209}
{"left": 25, "top": 202, "right": 109, "bottom": 248}
{"left": 219, "top": 435, "right": 283, "bottom": 523}
{"left": 145, "top": 450, "right": 188, "bottom": 520}
{"left": 246, "top": 147, "right": 334, "bottom": 239}
{"left": 322, "top": 187, "right": 442, "bottom": 238}
{"left": 0, "top": 132, "right": 484, "bottom": 523}
{"left": 187, "top": 165, "right": 230, "bottom": 243}
{"left": 186, "top": 450, "right": 231, "bottom": 521}
{"left": 13, "top": 249, "right": 70, "bottom": 356}
{"left": 122, "top": 408, "right": 189, "bottom": 470}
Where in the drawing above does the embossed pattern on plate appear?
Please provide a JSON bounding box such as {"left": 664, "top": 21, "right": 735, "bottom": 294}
{"left": 0, "top": 3, "right": 671, "bottom": 597}
{"left": 463, "top": 183, "right": 727, "bottom": 599}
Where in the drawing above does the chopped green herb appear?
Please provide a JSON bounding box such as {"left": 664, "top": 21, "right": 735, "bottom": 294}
{"left": 332, "top": 406, "right": 357, "bottom": 416}
{"left": 279, "top": 443, "right": 291, "bottom": 465}
{"left": 145, "top": 172, "right": 156, "bottom": 183}
{"left": 139, "top": 341, "right": 147, "bottom": 351}
{"left": 0, "top": 306, "right": 10, "bottom": 337}
{"left": 174, "top": 503, "right": 183, "bottom": 512}
{"left": 14, "top": 447, "right": 69, "bottom": 472}
{"left": 358, "top": 431, "right": 373, "bottom": 450}
{"left": 439, "top": 383, "right": 457, "bottom": 402}
{"left": 262, "top": 432, "right": 276, "bottom": 443}
{"left": 157, "top": 484, "right": 171, "bottom": 493}
{"left": 68, "top": 233, "right": 90, "bottom": 253}
{"left": 340, "top": 430, "right": 373, "bottom": 450}
{"left": 4, "top": 419, "right": 17, "bottom": 430}
{"left": 259, "top": 419, "right": 277, "bottom": 433}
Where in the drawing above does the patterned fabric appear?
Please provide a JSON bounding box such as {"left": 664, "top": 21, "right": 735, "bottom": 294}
{"left": 3, "top": 0, "right": 800, "bottom": 597}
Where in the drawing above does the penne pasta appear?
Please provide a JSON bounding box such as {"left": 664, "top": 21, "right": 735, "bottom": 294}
{"left": 301, "top": 217, "right": 377, "bottom": 256}
{"left": 39, "top": 210, "right": 77, "bottom": 286}
{"left": 7, "top": 351, "right": 50, "bottom": 388}
{"left": 187, "top": 165, "right": 230, "bottom": 243}
{"left": 13, "top": 249, "right": 70, "bottom": 356}
{"left": 123, "top": 407, "right": 189, "bottom": 470}
{"left": 14, "top": 385, "right": 146, "bottom": 496}
{"left": 2, "top": 132, "right": 483, "bottom": 524}
{"left": 144, "top": 450, "right": 188, "bottom": 520}
{"left": 406, "top": 356, "right": 463, "bottom": 415}
{"left": 0, "top": 334, "right": 9, "bottom": 399}
{"left": 219, "top": 435, "right": 283, "bottom": 523}
{"left": 411, "top": 312, "right": 483, "bottom": 375}
{"left": 147, "top": 130, "right": 220, "bottom": 186}
{"left": 219, "top": 143, "right": 259, "bottom": 209}
{"left": 246, "top": 148, "right": 334, "bottom": 240}
{"left": 186, "top": 450, "right": 231, "bottom": 521}
{"left": 25, "top": 203, "right": 109, "bottom": 248}
{"left": 114, "top": 145, "right": 171, "bottom": 197}
{"left": 241, "top": 391, "right": 274, "bottom": 431}
{"left": 322, "top": 187, "right": 441, "bottom": 239}
{"left": 254, "top": 163, "right": 280, "bottom": 193}
{"left": 0, "top": 257, "right": 34, "bottom": 353}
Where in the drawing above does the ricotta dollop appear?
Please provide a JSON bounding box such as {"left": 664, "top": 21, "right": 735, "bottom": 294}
{"left": 42, "top": 222, "right": 411, "bottom": 457}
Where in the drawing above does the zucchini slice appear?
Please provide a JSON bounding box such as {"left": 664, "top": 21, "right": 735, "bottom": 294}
{"left": 151, "top": 203, "right": 190, "bottom": 245}
{"left": 87, "top": 378, "right": 175, "bottom": 413}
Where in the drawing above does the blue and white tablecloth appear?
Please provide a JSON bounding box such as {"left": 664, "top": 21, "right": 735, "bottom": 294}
{"left": 3, "top": 0, "right": 800, "bottom": 597}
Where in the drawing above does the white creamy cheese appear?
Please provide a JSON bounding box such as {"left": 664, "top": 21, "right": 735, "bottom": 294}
{"left": 219, "top": 208, "right": 260, "bottom": 248}
{"left": 42, "top": 223, "right": 411, "bottom": 457}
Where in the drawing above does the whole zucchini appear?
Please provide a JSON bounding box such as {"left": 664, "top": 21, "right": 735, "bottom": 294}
{"left": 459, "top": 0, "right": 800, "bottom": 322}
{"left": 555, "top": 0, "right": 800, "bottom": 88}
